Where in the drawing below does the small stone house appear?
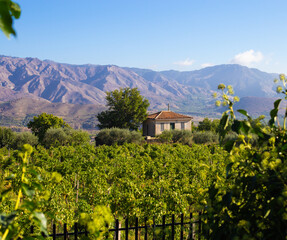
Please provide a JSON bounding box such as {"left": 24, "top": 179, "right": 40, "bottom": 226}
{"left": 143, "top": 111, "right": 193, "bottom": 137}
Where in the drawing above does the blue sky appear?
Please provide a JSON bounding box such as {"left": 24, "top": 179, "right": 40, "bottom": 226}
{"left": 1, "top": 0, "right": 287, "bottom": 73}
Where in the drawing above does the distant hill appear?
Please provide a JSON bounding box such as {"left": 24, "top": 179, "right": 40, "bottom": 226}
{"left": 130, "top": 64, "right": 278, "bottom": 98}
{"left": 0, "top": 55, "right": 282, "bottom": 128}
{"left": 0, "top": 97, "right": 105, "bottom": 129}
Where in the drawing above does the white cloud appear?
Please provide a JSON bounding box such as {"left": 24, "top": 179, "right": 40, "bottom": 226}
{"left": 201, "top": 63, "right": 214, "bottom": 68}
{"left": 230, "top": 50, "right": 264, "bottom": 66}
{"left": 173, "top": 58, "right": 195, "bottom": 66}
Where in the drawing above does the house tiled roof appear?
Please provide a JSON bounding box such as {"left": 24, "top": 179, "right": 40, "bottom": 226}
{"left": 147, "top": 111, "right": 193, "bottom": 120}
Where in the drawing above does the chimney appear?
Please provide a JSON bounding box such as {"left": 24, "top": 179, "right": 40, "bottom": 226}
{"left": 168, "top": 103, "right": 170, "bottom": 111}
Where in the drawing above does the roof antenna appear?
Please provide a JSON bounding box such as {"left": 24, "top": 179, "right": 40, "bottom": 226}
{"left": 168, "top": 103, "right": 170, "bottom": 111}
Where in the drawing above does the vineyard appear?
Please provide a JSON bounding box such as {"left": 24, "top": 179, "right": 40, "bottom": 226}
{"left": 1, "top": 82, "right": 287, "bottom": 239}
{"left": 0, "top": 143, "right": 227, "bottom": 239}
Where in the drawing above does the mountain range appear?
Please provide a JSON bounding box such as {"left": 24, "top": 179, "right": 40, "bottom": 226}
{"left": 0, "top": 55, "right": 282, "bottom": 128}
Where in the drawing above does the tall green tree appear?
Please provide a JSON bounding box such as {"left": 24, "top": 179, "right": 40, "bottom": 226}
{"left": 97, "top": 88, "right": 149, "bottom": 130}
{"left": 0, "top": 0, "right": 21, "bottom": 38}
{"left": 197, "top": 118, "right": 220, "bottom": 132}
{"left": 27, "top": 113, "right": 70, "bottom": 142}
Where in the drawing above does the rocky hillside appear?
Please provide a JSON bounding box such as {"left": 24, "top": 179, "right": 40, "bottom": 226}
{"left": 0, "top": 56, "right": 212, "bottom": 109}
{"left": 0, "top": 55, "right": 282, "bottom": 128}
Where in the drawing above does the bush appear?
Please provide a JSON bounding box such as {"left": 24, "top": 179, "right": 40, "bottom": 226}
{"left": 69, "top": 129, "right": 90, "bottom": 145}
{"left": 12, "top": 132, "right": 38, "bottom": 149}
{"left": 159, "top": 130, "right": 193, "bottom": 145}
{"left": 192, "top": 131, "right": 218, "bottom": 144}
{"left": 0, "top": 127, "right": 15, "bottom": 148}
{"left": 95, "top": 128, "right": 144, "bottom": 146}
{"left": 43, "top": 128, "right": 90, "bottom": 148}
{"left": 158, "top": 130, "right": 173, "bottom": 143}
{"left": 42, "top": 128, "right": 69, "bottom": 148}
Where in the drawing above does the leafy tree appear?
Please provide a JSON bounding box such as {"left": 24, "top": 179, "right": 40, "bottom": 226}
{"left": 27, "top": 113, "right": 70, "bottom": 142}
{"left": 97, "top": 88, "right": 149, "bottom": 130}
{"left": 197, "top": 118, "right": 213, "bottom": 131}
{"left": 0, "top": 0, "right": 21, "bottom": 38}
{"left": 197, "top": 118, "right": 221, "bottom": 132}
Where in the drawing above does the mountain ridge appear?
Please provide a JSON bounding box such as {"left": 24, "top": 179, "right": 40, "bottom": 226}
{"left": 0, "top": 55, "right": 282, "bottom": 128}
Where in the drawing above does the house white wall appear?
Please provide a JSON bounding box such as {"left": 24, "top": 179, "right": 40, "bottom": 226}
{"left": 143, "top": 119, "right": 192, "bottom": 137}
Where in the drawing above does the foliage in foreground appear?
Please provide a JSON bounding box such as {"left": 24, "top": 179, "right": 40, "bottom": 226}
{"left": 0, "top": 0, "right": 21, "bottom": 38}
{"left": 204, "top": 80, "right": 287, "bottom": 239}
{"left": 0, "top": 145, "right": 48, "bottom": 240}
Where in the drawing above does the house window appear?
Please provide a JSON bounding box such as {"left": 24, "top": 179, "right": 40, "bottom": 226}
{"left": 161, "top": 123, "right": 164, "bottom": 131}
{"left": 170, "top": 123, "right": 175, "bottom": 130}
{"left": 181, "top": 122, "right": 185, "bottom": 130}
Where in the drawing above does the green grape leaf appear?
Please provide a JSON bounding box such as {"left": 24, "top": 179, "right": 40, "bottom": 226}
{"left": 237, "top": 109, "right": 249, "bottom": 118}
{"left": 273, "top": 99, "right": 281, "bottom": 109}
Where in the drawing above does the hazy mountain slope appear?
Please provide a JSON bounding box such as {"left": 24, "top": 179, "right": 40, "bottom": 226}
{"left": 0, "top": 56, "right": 107, "bottom": 104}
{"left": 131, "top": 65, "right": 278, "bottom": 98}
{"left": 0, "top": 97, "right": 105, "bottom": 129}
{"left": 160, "top": 65, "right": 278, "bottom": 97}
{"left": 234, "top": 96, "right": 287, "bottom": 117}
{"left": 0, "top": 86, "right": 46, "bottom": 102}
{"left": 0, "top": 55, "right": 282, "bottom": 126}
{"left": 0, "top": 56, "right": 197, "bottom": 107}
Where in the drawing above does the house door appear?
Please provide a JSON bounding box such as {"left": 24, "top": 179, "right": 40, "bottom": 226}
{"left": 170, "top": 123, "right": 175, "bottom": 130}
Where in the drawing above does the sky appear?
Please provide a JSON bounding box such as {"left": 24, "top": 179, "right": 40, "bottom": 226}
{"left": 1, "top": 0, "right": 287, "bottom": 73}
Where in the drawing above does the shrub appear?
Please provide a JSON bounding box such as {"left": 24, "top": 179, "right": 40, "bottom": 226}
{"left": 192, "top": 131, "right": 218, "bottom": 144}
{"left": 95, "top": 128, "right": 144, "bottom": 146}
{"left": 42, "top": 128, "right": 90, "bottom": 148}
{"left": 0, "top": 127, "right": 15, "bottom": 148}
{"left": 159, "top": 130, "right": 193, "bottom": 145}
{"left": 12, "top": 132, "right": 38, "bottom": 149}
{"left": 158, "top": 130, "right": 173, "bottom": 143}
{"left": 69, "top": 129, "right": 90, "bottom": 145}
{"left": 42, "top": 128, "right": 69, "bottom": 148}
{"left": 172, "top": 129, "right": 193, "bottom": 144}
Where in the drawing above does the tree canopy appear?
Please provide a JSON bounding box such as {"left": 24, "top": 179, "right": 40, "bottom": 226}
{"left": 27, "top": 113, "right": 70, "bottom": 142}
{"left": 197, "top": 118, "right": 220, "bottom": 132}
{"left": 97, "top": 88, "right": 149, "bottom": 130}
